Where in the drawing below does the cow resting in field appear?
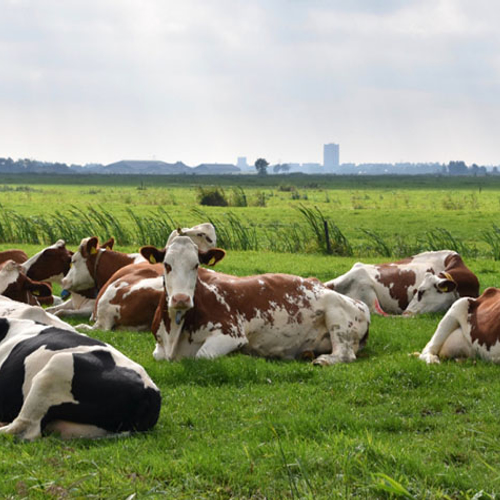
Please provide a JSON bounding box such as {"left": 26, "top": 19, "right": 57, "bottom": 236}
{"left": 325, "top": 250, "right": 479, "bottom": 316}
{"left": 78, "top": 223, "right": 218, "bottom": 332}
{"left": 0, "top": 317, "right": 161, "bottom": 440}
{"left": 419, "top": 287, "right": 500, "bottom": 364}
{"left": 49, "top": 236, "right": 141, "bottom": 318}
{"left": 141, "top": 236, "right": 370, "bottom": 365}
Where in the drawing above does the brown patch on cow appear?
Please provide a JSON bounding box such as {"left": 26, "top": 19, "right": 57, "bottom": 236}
{"left": 2, "top": 271, "right": 52, "bottom": 305}
{"left": 375, "top": 264, "right": 417, "bottom": 310}
{"left": 98, "top": 263, "right": 164, "bottom": 330}
{"left": 26, "top": 245, "right": 73, "bottom": 281}
{"left": 469, "top": 288, "right": 500, "bottom": 349}
{"left": 0, "top": 250, "right": 28, "bottom": 265}
{"left": 443, "top": 253, "right": 480, "bottom": 298}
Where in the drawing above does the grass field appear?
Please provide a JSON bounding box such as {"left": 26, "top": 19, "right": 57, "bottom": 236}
{"left": 1, "top": 175, "right": 500, "bottom": 498}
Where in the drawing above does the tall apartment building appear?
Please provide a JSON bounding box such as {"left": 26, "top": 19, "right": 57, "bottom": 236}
{"left": 323, "top": 143, "right": 340, "bottom": 170}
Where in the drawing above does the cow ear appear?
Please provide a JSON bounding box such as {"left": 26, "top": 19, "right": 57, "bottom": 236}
{"left": 437, "top": 279, "right": 457, "bottom": 293}
{"left": 102, "top": 237, "right": 115, "bottom": 250}
{"left": 199, "top": 248, "right": 226, "bottom": 266}
{"left": 140, "top": 246, "right": 166, "bottom": 264}
{"left": 85, "top": 237, "right": 99, "bottom": 257}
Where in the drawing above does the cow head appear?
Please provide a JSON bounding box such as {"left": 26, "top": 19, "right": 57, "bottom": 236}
{"left": 61, "top": 236, "right": 114, "bottom": 292}
{"left": 166, "top": 223, "right": 217, "bottom": 252}
{"left": 404, "top": 272, "right": 458, "bottom": 315}
{"left": 22, "top": 240, "right": 73, "bottom": 284}
{"left": 141, "top": 236, "right": 225, "bottom": 321}
{"left": 0, "top": 260, "right": 52, "bottom": 305}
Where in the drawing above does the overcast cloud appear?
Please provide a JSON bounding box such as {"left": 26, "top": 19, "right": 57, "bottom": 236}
{"left": 0, "top": 0, "right": 499, "bottom": 166}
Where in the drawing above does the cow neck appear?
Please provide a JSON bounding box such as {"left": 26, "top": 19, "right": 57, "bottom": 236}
{"left": 92, "top": 249, "right": 134, "bottom": 290}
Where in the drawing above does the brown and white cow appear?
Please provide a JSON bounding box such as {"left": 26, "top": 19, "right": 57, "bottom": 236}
{"left": 50, "top": 237, "right": 142, "bottom": 318}
{"left": 21, "top": 239, "right": 73, "bottom": 285}
{"left": 0, "top": 249, "right": 28, "bottom": 265}
{"left": 0, "top": 261, "right": 52, "bottom": 305}
{"left": 419, "top": 287, "right": 500, "bottom": 364}
{"left": 78, "top": 223, "right": 219, "bottom": 332}
{"left": 141, "top": 236, "right": 370, "bottom": 365}
{"left": 325, "top": 250, "right": 479, "bottom": 316}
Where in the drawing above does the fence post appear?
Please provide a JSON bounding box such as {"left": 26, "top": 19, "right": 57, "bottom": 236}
{"left": 323, "top": 219, "right": 332, "bottom": 254}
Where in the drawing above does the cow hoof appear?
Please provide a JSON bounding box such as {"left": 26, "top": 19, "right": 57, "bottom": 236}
{"left": 75, "top": 324, "right": 92, "bottom": 332}
{"left": 419, "top": 353, "right": 440, "bottom": 364}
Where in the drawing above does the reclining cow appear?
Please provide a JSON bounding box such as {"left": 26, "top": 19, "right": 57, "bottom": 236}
{"left": 78, "top": 223, "right": 218, "bottom": 332}
{"left": 0, "top": 317, "right": 161, "bottom": 440}
{"left": 419, "top": 287, "right": 500, "bottom": 364}
{"left": 49, "top": 237, "right": 136, "bottom": 318}
{"left": 325, "top": 250, "right": 479, "bottom": 315}
{"left": 140, "top": 236, "right": 370, "bottom": 365}
{"left": 20, "top": 239, "right": 75, "bottom": 306}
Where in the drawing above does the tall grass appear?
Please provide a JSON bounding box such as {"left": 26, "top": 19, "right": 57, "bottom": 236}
{"left": 0, "top": 205, "right": 489, "bottom": 259}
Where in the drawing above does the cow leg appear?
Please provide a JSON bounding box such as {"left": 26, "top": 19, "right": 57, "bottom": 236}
{"left": 195, "top": 332, "right": 248, "bottom": 360}
{"left": 0, "top": 352, "right": 75, "bottom": 440}
{"left": 419, "top": 298, "right": 469, "bottom": 364}
{"left": 313, "top": 294, "right": 369, "bottom": 366}
{"left": 313, "top": 324, "right": 358, "bottom": 366}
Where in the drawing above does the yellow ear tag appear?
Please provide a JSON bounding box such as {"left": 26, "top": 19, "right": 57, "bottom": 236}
{"left": 208, "top": 257, "right": 216, "bottom": 266}
{"left": 149, "top": 255, "right": 157, "bottom": 264}
{"left": 33, "top": 290, "right": 40, "bottom": 296}
{"left": 90, "top": 247, "right": 98, "bottom": 255}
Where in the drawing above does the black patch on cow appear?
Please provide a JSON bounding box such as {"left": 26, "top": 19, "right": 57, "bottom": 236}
{"left": 42, "top": 350, "right": 161, "bottom": 433}
{"left": 0, "top": 327, "right": 107, "bottom": 423}
{"left": 0, "top": 318, "right": 10, "bottom": 343}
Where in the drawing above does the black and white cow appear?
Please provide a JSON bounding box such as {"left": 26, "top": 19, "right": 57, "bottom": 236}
{"left": 0, "top": 318, "right": 161, "bottom": 440}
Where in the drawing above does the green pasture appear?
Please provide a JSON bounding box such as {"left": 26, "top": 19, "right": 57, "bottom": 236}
{"left": 1, "top": 174, "right": 500, "bottom": 258}
{"left": 1, "top": 175, "right": 500, "bottom": 498}
{"left": 0, "top": 245, "right": 500, "bottom": 497}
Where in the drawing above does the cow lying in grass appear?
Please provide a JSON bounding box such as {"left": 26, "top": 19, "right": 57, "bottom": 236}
{"left": 0, "top": 317, "right": 161, "bottom": 440}
{"left": 78, "top": 223, "right": 218, "bottom": 332}
{"left": 325, "top": 250, "right": 479, "bottom": 315}
{"left": 419, "top": 287, "right": 500, "bottom": 364}
{"left": 140, "top": 236, "right": 370, "bottom": 365}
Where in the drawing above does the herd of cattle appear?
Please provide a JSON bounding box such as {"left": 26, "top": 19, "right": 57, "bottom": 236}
{"left": 0, "top": 222, "right": 498, "bottom": 440}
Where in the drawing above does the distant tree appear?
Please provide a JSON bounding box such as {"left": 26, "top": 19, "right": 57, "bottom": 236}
{"left": 254, "top": 158, "right": 269, "bottom": 175}
{"left": 447, "top": 161, "right": 468, "bottom": 176}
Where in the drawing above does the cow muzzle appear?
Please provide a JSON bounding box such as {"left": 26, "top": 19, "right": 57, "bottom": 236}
{"left": 170, "top": 293, "right": 193, "bottom": 310}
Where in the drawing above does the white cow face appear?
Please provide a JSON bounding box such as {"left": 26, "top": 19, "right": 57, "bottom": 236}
{"left": 140, "top": 236, "right": 225, "bottom": 325}
{"left": 61, "top": 238, "right": 97, "bottom": 292}
{"left": 404, "top": 272, "right": 458, "bottom": 315}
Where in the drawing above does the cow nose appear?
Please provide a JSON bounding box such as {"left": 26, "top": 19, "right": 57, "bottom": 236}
{"left": 170, "top": 293, "right": 192, "bottom": 310}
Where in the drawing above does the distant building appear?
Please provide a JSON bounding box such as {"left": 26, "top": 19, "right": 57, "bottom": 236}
{"left": 323, "top": 143, "right": 340, "bottom": 170}
{"left": 237, "top": 157, "right": 248, "bottom": 169}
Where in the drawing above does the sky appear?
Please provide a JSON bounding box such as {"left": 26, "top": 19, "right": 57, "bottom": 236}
{"left": 1, "top": 0, "right": 499, "bottom": 167}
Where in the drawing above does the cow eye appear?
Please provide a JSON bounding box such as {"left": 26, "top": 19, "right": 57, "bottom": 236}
{"left": 165, "top": 263, "right": 172, "bottom": 273}
{"left": 194, "top": 263, "right": 199, "bottom": 270}
{"left": 418, "top": 290, "right": 424, "bottom": 301}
